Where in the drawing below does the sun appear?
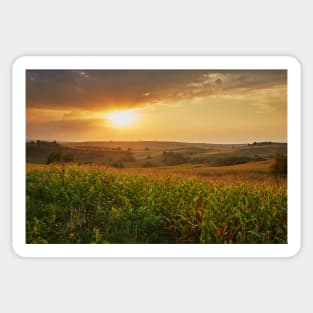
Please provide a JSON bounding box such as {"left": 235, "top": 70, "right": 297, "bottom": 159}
{"left": 106, "top": 110, "right": 137, "bottom": 128}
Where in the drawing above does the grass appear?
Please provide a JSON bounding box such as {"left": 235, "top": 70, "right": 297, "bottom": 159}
{"left": 26, "top": 164, "right": 287, "bottom": 244}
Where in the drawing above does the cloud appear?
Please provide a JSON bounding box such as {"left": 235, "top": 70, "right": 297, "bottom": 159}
{"left": 27, "top": 70, "right": 195, "bottom": 110}
{"left": 27, "top": 118, "right": 110, "bottom": 141}
{"left": 26, "top": 70, "right": 287, "bottom": 112}
{"left": 184, "top": 71, "right": 287, "bottom": 98}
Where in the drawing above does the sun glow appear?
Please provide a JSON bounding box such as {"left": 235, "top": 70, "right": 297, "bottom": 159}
{"left": 106, "top": 110, "right": 137, "bottom": 128}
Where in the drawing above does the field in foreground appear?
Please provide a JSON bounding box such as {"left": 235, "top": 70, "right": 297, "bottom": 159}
{"left": 26, "top": 164, "right": 287, "bottom": 244}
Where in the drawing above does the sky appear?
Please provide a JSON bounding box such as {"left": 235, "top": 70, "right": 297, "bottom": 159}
{"left": 26, "top": 69, "right": 287, "bottom": 143}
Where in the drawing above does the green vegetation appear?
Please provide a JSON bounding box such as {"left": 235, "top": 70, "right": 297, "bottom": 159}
{"left": 27, "top": 140, "right": 135, "bottom": 165}
{"left": 272, "top": 153, "right": 287, "bottom": 175}
{"left": 26, "top": 140, "right": 288, "bottom": 244}
{"left": 27, "top": 140, "right": 287, "bottom": 168}
{"left": 46, "top": 152, "right": 75, "bottom": 164}
{"left": 26, "top": 165, "right": 287, "bottom": 244}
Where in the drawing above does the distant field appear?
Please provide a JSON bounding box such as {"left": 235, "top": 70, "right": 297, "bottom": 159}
{"left": 26, "top": 140, "right": 287, "bottom": 168}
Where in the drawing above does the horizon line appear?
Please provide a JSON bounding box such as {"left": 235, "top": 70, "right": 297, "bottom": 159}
{"left": 26, "top": 138, "right": 288, "bottom": 145}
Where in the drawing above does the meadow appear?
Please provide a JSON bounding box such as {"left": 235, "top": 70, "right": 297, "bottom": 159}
{"left": 26, "top": 160, "right": 287, "bottom": 244}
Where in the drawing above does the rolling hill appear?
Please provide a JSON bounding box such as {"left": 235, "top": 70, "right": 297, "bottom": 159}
{"left": 26, "top": 140, "right": 287, "bottom": 168}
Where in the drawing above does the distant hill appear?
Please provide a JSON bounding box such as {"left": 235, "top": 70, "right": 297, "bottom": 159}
{"left": 26, "top": 140, "right": 287, "bottom": 168}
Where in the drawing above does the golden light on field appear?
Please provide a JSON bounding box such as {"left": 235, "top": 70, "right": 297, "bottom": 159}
{"left": 106, "top": 110, "right": 137, "bottom": 128}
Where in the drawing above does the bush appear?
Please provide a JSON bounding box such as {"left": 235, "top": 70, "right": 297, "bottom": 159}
{"left": 272, "top": 153, "right": 287, "bottom": 175}
{"left": 46, "top": 152, "right": 61, "bottom": 164}
{"left": 46, "top": 152, "right": 75, "bottom": 164}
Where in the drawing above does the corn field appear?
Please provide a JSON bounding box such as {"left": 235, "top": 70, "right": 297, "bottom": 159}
{"left": 26, "top": 165, "right": 287, "bottom": 244}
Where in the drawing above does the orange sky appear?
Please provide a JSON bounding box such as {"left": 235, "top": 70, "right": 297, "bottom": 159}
{"left": 26, "top": 70, "right": 287, "bottom": 143}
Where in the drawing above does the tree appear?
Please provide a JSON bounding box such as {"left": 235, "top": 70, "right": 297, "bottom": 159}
{"left": 46, "top": 152, "right": 75, "bottom": 164}
{"left": 272, "top": 153, "right": 287, "bottom": 175}
{"left": 46, "top": 152, "right": 61, "bottom": 164}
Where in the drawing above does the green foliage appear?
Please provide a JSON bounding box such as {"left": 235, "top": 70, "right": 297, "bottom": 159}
{"left": 272, "top": 153, "right": 287, "bottom": 175}
{"left": 26, "top": 166, "right": 287, "bottom": 244}
{"left": 28, "top": 140, "right": 287, "bottom": 168}
{"left": 46, "top": 152, "right": 75, "bottom": 164}
{"left": 46, "top": 152, "right": 62, "bottom": 164}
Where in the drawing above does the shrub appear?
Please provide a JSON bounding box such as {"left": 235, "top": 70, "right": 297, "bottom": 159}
{"left": 46, "top": 152, "right": 75, "bottom": 164}
{"left": 46, "top": 152, "right": 61, "bottom": 164}
{"left": 272, "top": 153, "right": 287, "bottom": 175}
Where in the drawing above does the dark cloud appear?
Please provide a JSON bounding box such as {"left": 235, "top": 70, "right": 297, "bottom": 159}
{"left": 27, "top": 70, "right": 287, "bottom": 110}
